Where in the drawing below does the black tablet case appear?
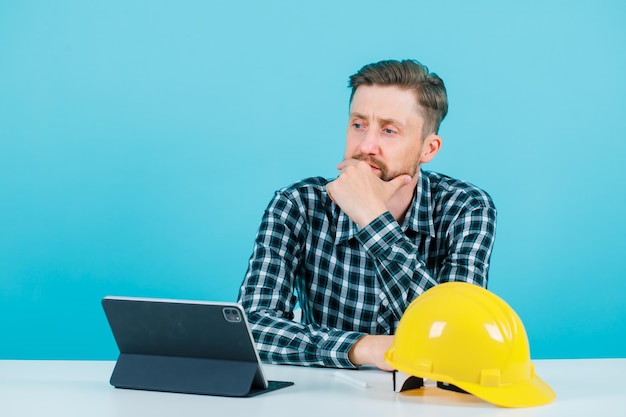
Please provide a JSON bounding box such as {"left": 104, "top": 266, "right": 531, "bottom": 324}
{"left": 102, "top": 297, "right": 293, "bottom": 397}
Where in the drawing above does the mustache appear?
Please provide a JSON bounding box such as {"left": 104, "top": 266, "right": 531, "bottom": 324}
{"left": 352, "top": 154, "right": 388, "bottom": 172}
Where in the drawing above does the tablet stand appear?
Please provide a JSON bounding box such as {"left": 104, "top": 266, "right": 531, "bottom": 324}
{"left": 110, "top": 353, "right": 291, "bottom": 397}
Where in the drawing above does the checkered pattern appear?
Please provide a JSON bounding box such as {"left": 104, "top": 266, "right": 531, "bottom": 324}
{"left": 238, "top": 170, "right": 497, "bottom": 368}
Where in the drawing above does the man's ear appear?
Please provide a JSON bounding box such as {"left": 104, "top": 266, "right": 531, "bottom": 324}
{"left": 420, "top": 134, "right": 442, "bottom": 164}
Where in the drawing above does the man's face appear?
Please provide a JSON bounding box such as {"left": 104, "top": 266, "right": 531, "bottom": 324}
{"left": 345, "top": 85, "right": 427, "bottom": 181}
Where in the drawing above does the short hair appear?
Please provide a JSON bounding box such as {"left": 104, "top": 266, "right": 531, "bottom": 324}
{"left": 348, "top": 59, "right": 448, "bottom": 137}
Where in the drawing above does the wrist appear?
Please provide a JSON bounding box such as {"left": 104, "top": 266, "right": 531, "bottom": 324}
{"left": 348, "top": 335, "right": 395, "bottom": 370}
{"left": 348, "top": 336, "right": 369, "bottom": 367}
{"left": 354, "top": 206, "right": 387, "bottom": 229}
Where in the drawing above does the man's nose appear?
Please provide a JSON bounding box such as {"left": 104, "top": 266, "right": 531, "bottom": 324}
{"left": 359, "top": 130, "right": 380, "bottom": 154}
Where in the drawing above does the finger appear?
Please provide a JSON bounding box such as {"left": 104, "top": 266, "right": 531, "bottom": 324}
{"left": 386, "top": 174, "right": 412, "bottom": 192}
{"left": 336, "top": 159, "right": 362, "bottom": 171}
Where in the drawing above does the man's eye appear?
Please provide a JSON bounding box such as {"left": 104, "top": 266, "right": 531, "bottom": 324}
{"left": 383, "top": 128, "right": 397, "bottom": 135}
{"left": 353, "top": 123, "right": 363, "bottom": 129}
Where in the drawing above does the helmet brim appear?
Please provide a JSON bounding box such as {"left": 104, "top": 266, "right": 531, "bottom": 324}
{"left": 453, "top": 374, "right": 556, "bottom": 408}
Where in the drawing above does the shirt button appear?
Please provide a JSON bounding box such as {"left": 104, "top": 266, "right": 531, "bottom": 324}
{"left": 381, "top": 298, "right": 389, "bottom": 307}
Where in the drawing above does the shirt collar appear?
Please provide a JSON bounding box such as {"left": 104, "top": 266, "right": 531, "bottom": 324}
{"left": 409, "top": 170, "right": 436, "bottom": 238}
{"left": 334, "top": 170, "right": 436, "bottom": 244}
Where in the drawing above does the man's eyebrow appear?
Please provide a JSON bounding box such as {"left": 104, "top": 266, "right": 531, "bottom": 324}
{"left": 379, "top": 117, "right": 405, "bottom": 128}
{"left": 349, "top": 112, "right": 405, "bottom": 128}
{"left": 349, "top": 112, "right": 367, "bottom": 120}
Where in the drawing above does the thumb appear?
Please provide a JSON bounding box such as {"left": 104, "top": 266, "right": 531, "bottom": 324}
{"left": 386, "top": 174, "right": 412, "bottom": 192}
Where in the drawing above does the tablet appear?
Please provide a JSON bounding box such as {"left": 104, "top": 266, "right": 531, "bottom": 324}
{"left": 102, "top": 296, "right": 293, "bottom": 397}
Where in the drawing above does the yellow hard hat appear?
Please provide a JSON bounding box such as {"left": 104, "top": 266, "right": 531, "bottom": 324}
{"left": 385, "top": 282, "right": 555, "bottom": 408}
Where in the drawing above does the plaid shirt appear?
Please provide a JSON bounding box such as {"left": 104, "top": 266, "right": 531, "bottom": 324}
{"left": 238, "top": 170, "right": 497, "bottom": 368}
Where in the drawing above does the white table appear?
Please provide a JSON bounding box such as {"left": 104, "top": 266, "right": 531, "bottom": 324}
{"left": 1, "top": 359, "right": 624, "bottom": 416}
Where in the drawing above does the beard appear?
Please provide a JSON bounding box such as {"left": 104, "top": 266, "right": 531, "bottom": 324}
{"left": 352, "top": 154, "right": 420, "bottom": 181}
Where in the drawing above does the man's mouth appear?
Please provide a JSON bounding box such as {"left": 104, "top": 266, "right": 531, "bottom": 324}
{"left": 354, "top": 155, "right": 382, "bottom": 167}
{"left": 351, "top": 155, "right": 388, "bottom": 178}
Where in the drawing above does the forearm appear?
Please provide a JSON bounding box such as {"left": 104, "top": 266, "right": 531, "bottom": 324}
{"left": 355, "top": 212, "right": 436, "bottom": 319}
{"left": 240, "top": 239, "right": 364, "bottom": 368}
{"left": 355, "top": 207, "right": 496, "bottom": 321}
{"left": 244, "top": 308, "right": 364, "bottom": 368}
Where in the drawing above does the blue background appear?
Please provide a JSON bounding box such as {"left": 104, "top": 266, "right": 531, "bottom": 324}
{"left": 1, "top": 0, "right": 624, "bottom": 360}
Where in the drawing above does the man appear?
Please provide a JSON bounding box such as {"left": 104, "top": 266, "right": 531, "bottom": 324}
{"left": 237, "top": 59, "right": 497, "bottom": 370}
